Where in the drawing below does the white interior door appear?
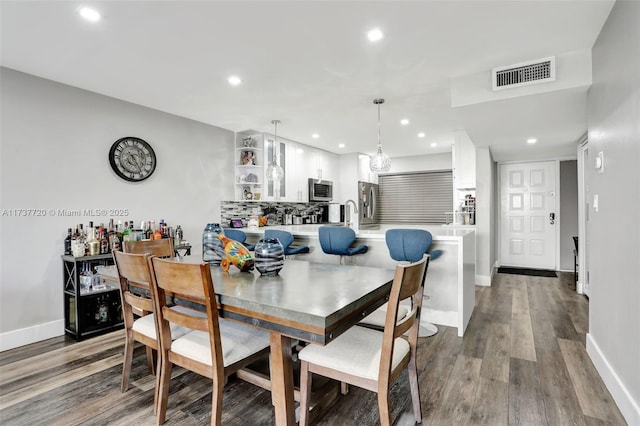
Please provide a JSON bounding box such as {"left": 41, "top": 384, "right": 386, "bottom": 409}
{"left": 500, "top": 161, "right": 558, "bottom": 270}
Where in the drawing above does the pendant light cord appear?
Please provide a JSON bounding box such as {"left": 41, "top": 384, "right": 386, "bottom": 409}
{"left": 377, "top": 102, "right": 382, "bottom": 149}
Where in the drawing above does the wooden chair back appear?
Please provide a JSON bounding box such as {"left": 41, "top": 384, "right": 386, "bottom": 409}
{"left": 123, "top": 238, "right": 174, "bottom": 258}
{"left": 148, "top": 257, "right": 224, "bottom": 377}
{"left": 112, "top": 251, "right": 155, "bottom": 328}
{"left": 379, "top": 255, "right": 428, "bottom": 382}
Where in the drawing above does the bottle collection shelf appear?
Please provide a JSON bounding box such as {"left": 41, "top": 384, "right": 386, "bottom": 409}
{"left": 62, "top": 253, "right": 123, "bottom": 340}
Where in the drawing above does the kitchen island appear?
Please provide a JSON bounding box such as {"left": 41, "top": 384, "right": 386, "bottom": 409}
{"left": 243, "top": 224, "right": 475, "bottom": 336}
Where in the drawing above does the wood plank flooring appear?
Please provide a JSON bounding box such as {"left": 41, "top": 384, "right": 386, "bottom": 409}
{"left": 0, "top": 272, "right": 627, "bottom": 425}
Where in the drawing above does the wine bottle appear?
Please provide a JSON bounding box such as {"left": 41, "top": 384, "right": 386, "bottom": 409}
{"left": 64, "top": 228, "right": 72, "bottom": 255}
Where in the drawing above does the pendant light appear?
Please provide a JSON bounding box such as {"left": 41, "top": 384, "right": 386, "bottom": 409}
{"left": 266, "top": 119, "right": 284, "bottom": 181}
{"left": 369, "top": 98, "right": 391, "bottom": 173}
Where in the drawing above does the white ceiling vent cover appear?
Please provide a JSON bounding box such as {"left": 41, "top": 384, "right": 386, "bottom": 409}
{"left": 492, "top": 56, "right": 555, "bottom": 91}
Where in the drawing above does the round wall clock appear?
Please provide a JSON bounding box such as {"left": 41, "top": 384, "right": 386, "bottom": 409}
{"left": 109, "top": 136, "right": 157, "bottom": 182}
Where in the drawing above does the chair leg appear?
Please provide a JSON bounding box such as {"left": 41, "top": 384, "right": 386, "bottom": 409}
{"left": 377, "top": 391, "right": 392, "bottom": 426}
{"left": 408, "top": 358, "right": 422, "bottom": 423}
{"left": 121, "top": 333, "right": 134, "bottom": 392}
{"left": 299, "top": 361, "right": 312, "bottom": 426}
{"left": 153, "top": 352, "right": 161, "bottom": 415}
{"left": 146, "top": 346, "right": 156, "bottom": 375}
{"left": 210, "top": 378, "right": 224, "bottom": 426}
{"left": 340, "top": 382, "right": 349, "bottom": 395}
{"left": 156, "top": 354, "right": 173, "bottom": 425}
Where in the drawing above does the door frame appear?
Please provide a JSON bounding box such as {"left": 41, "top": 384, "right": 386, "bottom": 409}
{"left": 497, "top": 159, "right": 561, "bottom": 270}
{"left": 577, "top": 136, "right": 589, "bottom": 295}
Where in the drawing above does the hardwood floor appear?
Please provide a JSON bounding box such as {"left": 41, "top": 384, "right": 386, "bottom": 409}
{"left": 0, "top": 272, "right": 627, "bottom": 425}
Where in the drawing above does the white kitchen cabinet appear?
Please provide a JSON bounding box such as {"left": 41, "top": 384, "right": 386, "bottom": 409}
{"left": 453, "top": 131, "right": 476, "bottom": 189}
{"left": 265, "top": 134, "right": 287, "bottom": 200}
{"left": 286, "top": 141, "right": 308, "bottom": 202}
{"left": 357, "top": 153, "right": 377, "bottom": 183}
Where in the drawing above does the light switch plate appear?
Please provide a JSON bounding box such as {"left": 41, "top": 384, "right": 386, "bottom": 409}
{"left": 595, "top": 151, "right": 604, "bottom": 174}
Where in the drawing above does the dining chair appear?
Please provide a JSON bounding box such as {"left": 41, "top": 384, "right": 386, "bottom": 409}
{"left": 318, "top": 226, "right": 367, "bottom": 264}
{"left": 265, "top": 229, "right": 309, "bottom": 257}
{"left": 148, "top": 257, "right": 272, "bottom": 425}
{"left": 122, "top": 238, "right": 174, "bottom": 258}
{"left": 298, "top": 255, "right": 429, "bottom": 425}
{"left": 112, "top": 251, "right": 194, "bottom": 414}
{"left": 223, "top": 228, "right": 255, "bottom": 251}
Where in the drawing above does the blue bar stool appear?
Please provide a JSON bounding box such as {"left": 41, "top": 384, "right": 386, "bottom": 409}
{"left": 222, "top": 229, "right": 255, "bottom": 251}
{"left": 265, "top": 229, "right": 309, "bottom": 257}
{"left": 318, "top": 226, "right": 368, "bottom": 264}
{"left": 381, "top": 228, "right": 441, "bottom": 337}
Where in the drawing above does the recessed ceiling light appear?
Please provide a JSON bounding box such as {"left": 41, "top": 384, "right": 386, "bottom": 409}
{"left": 78, "top": 7, "right": 101, "bottom": 22}
{"left": 367, "top": 28, "right": 384, "bottom": 42}
{"left": 227, "top": 75, "right": 242, "bottom": 86}
{"left": 527, "top": 138, "right": 537, "bottom": 144}
{"left": 400, "top": 119, "right": 409, "bottom": 126}
{"left": 312, "top": 133, "right": 319, "bottom": 139}
{"left": 430, "top": 143, "right": 437, "bottom": 147}
{"left": 418, "top": 132, "right": 425, "bottom": 138}
{"left": 338, "top": 143, "right": 345, "bottom": 148}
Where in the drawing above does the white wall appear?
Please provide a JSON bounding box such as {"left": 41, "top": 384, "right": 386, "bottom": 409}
{"left": 475, "top": 147, "right": 495, "bottom": 285}
{"left": 388, "top": 152, "right": 452, "bottom": 173}
{"left": 586, "top": 1, "right": 640, "bottom": 423}
{"left": 0, "top": 68, "right": 234, "bottom": 350}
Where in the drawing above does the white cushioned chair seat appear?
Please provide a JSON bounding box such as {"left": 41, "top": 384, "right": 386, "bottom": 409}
{"left": 132, "top": 305, "right": 204, "bottom": 340}
{"left": 298, "top": 326, "right": 410, "bottom": 381}
{"left": 359, "top": 302, "right": 409, "bottom": 328}
{"left": 171, "top": 318, "right": 270, "bottom": 367}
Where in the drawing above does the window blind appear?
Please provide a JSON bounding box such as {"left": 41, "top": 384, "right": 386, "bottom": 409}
{"left": 378, "top": 170, "right": 453, "bottom": 224}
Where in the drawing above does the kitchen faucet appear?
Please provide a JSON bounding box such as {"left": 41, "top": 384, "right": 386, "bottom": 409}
{"left": 344, "top": 199, "right": 358, "bottom": 227}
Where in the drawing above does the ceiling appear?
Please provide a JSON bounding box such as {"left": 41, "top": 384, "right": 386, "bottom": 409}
{"left": 0, "top": 1, "right": 614, "bottom": 162}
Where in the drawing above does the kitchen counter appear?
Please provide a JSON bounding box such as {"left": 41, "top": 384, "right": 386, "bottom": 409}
{"left": 241, "top": 223, "right": 475, "bottom": 336}
{"left": 243, "top": 223, "right": 473, "bottom": 241}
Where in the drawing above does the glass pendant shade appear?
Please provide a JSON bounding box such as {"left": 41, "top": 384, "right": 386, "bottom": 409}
{"left": 267, "top": 119, "right": 285, "bottom": 181}
{"left": 370, "top": 144, "right": 391, "bottom": 172}
{"left": 369, "top": 98, "right": 391, "bottom": 173}
{"left": 266, "top": 162, "right": 284, "bottom": 181}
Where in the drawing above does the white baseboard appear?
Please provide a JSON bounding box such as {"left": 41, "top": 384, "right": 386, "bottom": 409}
{"left": 586, "top": 333, "right": 640, "bottom": 425}
{"left": 422, "top": 308, "right": 457, "bottom": 329}
{"left": 0, "top": 320, "right": 64, "bottom": 352}
{"left": 476, "top": 274, "right": 491, "bottom": 286}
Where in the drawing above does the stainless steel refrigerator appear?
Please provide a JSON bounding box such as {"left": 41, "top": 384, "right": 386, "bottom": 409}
{"left": 358, "top": 181, "right": 379, "bottom": 229}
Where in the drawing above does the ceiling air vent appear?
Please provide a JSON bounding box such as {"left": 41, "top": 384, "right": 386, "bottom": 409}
{"left": 492, "top": 56, "right": 555, "bottom": 90}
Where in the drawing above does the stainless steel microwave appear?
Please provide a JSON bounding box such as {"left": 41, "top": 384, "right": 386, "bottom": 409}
{"left": 308, "top": 178, "right": 333, "bottom": 202}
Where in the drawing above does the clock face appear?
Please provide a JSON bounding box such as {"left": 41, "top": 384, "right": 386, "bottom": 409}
{"left": 109, "top": 137, "right": 156, "bottom": 182}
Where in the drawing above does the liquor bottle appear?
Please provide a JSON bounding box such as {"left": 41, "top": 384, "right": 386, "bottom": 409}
{"left": 99, "top": 226, "right": 109, "bottom": 254}
{"left": 78, "top": 224, "right": 87, "bottom": 256}
{"left": 121, "top": 221, "right": 131, "bottom": 242}
{"left": 153, "top": 223, "right": 162, "bottom": 240}
{"left": 87, "top": 225, "right": 100, "bottom": 256}
{"left": 175, "top": 225, "right": 183, "bottom": 247}
{"left": 109, "top": 228, "right": 121, "bottom": 252}
{"left": 71, "top": 226, "right": 82, "bottom": 257}
{"left": 64, "top": 228, "right": 73, "bottom": 255}
{"left": 79, "top": 262, "right": 93, "bottom": 293}
{"left": 116, "top": 220, "right": 123, "bottom": 242}
{"left": 159, "top": 219, "right": 166, "bottom": 237}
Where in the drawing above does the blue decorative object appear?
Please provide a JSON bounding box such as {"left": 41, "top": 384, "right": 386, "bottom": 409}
{"left": 254, "top": 238, "right": 285, "bottom": 276}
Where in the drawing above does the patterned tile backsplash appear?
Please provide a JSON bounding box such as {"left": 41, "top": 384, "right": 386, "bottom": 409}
{"left": 220, "top": 201, "right": 330, "bottom": 227}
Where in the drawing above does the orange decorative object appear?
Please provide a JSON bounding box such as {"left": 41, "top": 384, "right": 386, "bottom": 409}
{"left": 218, "top": 232, "right": 254, "bottom": 272}
{"left": 259, "top": 216, "right": 268, "bottom": 227}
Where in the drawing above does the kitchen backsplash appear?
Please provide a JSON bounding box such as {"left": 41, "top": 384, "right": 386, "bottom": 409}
{"left": 220, "top": 201, "right": 329, "bottom": 227}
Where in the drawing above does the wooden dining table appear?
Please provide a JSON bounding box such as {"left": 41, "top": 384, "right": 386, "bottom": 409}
{"left": 102, "top": 258, "right": 396, "bottom": 425}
